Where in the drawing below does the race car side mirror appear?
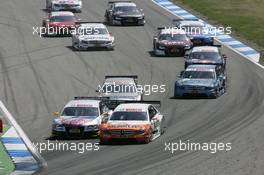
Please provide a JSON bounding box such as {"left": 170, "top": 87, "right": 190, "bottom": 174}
{"left": 179, "top": 71, "right": 184, "bottom": 77}
{"left": 102, "top": 112, "right": 109, "bottom": 117}
{"left": 140, "top": 9, "right": 143, "bottom": 12}
{"left": 53, "top": 112, "right": 60, "bottom": 117}
{"left": 222, "top": 54, "right": 227, "bottom": 59}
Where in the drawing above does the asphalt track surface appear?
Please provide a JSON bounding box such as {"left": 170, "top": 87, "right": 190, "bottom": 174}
{"left": 0, "top": 0, "right": 264, "bottom": 175}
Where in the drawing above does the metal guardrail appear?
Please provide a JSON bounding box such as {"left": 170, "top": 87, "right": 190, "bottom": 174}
{"left": 0, "top": 101, "right": 47, "bottom": 174}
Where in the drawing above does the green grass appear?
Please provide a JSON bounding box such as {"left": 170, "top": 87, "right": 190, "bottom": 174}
{"left": 0, "top": 125, "right": 15, "bottom": 175}
{"left": 173, "top": 0, "right": 264, "bottom": 63}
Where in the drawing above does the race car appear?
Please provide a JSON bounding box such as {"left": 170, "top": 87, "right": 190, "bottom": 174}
{"left": 105, "top": 1, "right": 145, "bottom": 26}
{"left": 72, "top": 22, "right": 115, "bottom": 50}
{"left": 99, "top": 101, "right": 165, "bottom": 144}
{"left": 173, "top": 19, "right": 214, "bottom": 46}
{"left": 42, "top": 11, "right": 80, "bottom": 36}
{"left": 174, "top": 65, "right": 226, "bottom": 98}
{"left": 153, "top": 27, "right": 193, "bottom": 56}
{"left": 97, "top": 75, "right": 142, "bottom": 101}
{"left": 51, "top": 97, "right": 111, "bottom": 138}
{"left": 184, "top": 46, "right": 227, "bottom": 70}
{"left": 46, "top": 0, "right": 82, "bottom": 12}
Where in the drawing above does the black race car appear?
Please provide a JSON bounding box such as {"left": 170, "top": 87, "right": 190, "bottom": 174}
{"left": 184, "top": 46, "right": 227, "bottom": 71}
{"left": 105, "top": 1, "right": 145, "bottom": 26}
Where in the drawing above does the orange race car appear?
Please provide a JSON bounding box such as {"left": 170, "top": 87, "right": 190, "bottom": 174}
{"left": 99, "top": 101, "right": 165, "bottom": 144}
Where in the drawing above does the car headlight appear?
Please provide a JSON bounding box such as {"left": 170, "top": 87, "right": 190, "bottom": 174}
{"left": 158, "top": 45, "right": 165, "bottom": 50}
{"left": 205, "top": 37, "right": 214, "bottom": 41}
{"left": 185, "top": 45, "right": 191, "bottom": 49}
{"left": 178, "top": 86, "right": 184, "bottom": 90}
{"left": 205, "top": 86, "right": 215, "bottom": 90}
{"left": 53, "top": 124, "right": 65, "bottom": 131}
{"left": 135, "top": 129, "right": 145, "bottom": 135}
{"left": 81, "top": 40, "right": 89, "bottom": 44}
{"left": 115, "top": 17, "right": 122, "bottom": 20}
{"left": 138, "top": 16, "right": 144, "bottom": 20}
{"left": 84, "top": 125, "right": 99, "bottom": 131}
{"left": 53, "top": 4, "right": 60, "bottom": 7}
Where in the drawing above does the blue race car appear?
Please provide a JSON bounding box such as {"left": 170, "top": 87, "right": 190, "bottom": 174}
{"left": 173, "top": 19, "right": 214, "bottom": 46}
{"left": 184, "top": 46, "right": 227, "bottom": 70}
{"left": 174, "top": 65, "right": 226, "bottom": 98}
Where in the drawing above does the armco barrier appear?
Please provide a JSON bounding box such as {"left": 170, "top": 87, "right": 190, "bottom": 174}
{"left": 0, "top": 101, "right": 47, "bottom": 174}
{"left": 152, "top": 0, "right": 261, "bottom": 63}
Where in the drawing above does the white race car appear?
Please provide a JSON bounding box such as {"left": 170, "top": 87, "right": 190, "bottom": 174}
{"left": 72, "top": 22, "right": 115, "bottom": 50}
{"left": 97, "top": 75, "right": 142, "bottom": 101}
{"left": 46, "top": 0, "right": 82, "bottom": 12}
{"left": 52, "top": 97, "right": 111, "bottom": 138}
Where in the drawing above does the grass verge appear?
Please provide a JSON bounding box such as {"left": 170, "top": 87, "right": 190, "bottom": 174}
{"left": 0, "top": 125, "right": 15, "bottom": 175}
{"left": 172, "top": 0, "right": 264, "bottom": 63}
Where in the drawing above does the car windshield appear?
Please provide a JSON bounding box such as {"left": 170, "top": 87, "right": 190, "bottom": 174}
{"left": 180, "top": 25, "right": 205, "bottom": 34}
{"left": 110, "top": 111, "right": 148, "bottom": 121}
{"left": 50, "top": 16, "right": 75, "bottom": 22}
{"left": 183, "top": 71, "right": 215, "bottom": 79}
{"left": 190, "top": 52, "right": 221, "bottom": 60}
{"left": 78, "top": 27, "right": 108, "bottom": 35}
{"left": 62, "top": 107, "right": 99, "bottom": 118}
{"left": 102, "top": 84, "right": 137, "bottom": 93}
{"left": 159, "top": 34, "right": 188, "bottom": 41}
{"left": 115, "top": 6, "right": 139, "bottom": 13}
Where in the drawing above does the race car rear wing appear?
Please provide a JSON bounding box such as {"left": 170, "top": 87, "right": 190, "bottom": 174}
{"left": 108, "top": 1, "right": 132, "bottom": 4}
{"left": 172, "top": 18, "right": 201, "bottom": 27}
{"left": 213, "top": 44, "right": 222, "bottom": 48}
{"left": 105, "top": 75, "right": 138, "bottom": 84}
{"left": 172, "top": 18, "right": 199, "bottom": 22}
{"left": 74, "top": 97, "right": 110, "bottom": 101}
{"left": 79, "top": 22, "right": 103, "bottom": 24}
{"left": 157, "top": 26, "right": 177, "bottom": 31}
{"left": 105, "top": 100, "right": 161, "bottom": 110}
{"left": 105, "top": 75, "right": 138, "bottom": 79}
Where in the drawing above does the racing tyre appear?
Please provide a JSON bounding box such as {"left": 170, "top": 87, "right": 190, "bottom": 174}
{"left": 99, "top": 138, "right": 108, "bottom": 145}
{"left": 107, "top": 46, "right": 115, "bottom": 51}
{"left": 142, "top": 129, "right": 153, "bottom": 144}
{"left": 160, "top": 118, "right": 166, "bottom": 135}
{"left": 212, "top": 88, "right": 220, "bottom": 99}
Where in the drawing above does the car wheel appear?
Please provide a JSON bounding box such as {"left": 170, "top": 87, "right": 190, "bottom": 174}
{"left": 99, "top": 138, "right": 108, "bottom": 145}
{"left": 107, "top": 46, "right": 115, "bottom": 51}
{"left": 160, "top": 119, "right": 166, "bottom": 135}
{"left": 213, "top": 88, "right": 220, "bottom": 99}
{"left": 142, "top": 130, "right": 153, "bottom": 144}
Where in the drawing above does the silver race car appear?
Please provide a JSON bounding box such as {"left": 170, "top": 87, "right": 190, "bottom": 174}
{"left": 97, "top": 75, "right": 143, "bottom": 101}
{"left": 46, "top": 0, "right": 82, "bottom": 12}
{"left": 72, "top": 22, "right": 115, "bottom": 50}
